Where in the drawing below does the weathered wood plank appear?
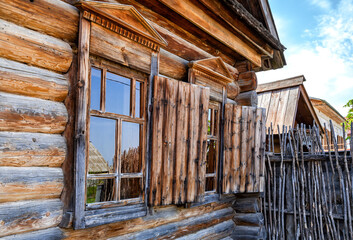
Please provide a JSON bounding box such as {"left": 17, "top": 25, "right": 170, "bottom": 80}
{"left": 0, "top": 58, "right": 68, "bottom": 101}
{"left": 173, "top": 81, "right": 190, "bottom": 204}
{"left": 233, "top": 213, "right": 264, "bottom": 227}
{"left": 222, "top": 104, "right": 233, "bottom": 193}
{"left": 187, "top": 85, "right": 200, "bottom": 203}
{"left": 159, "top": 49, "right": 188, "bottom": 80}
{"left": 196, "top": 87, "right": 209, "bottom": 202}
{"left": 0, "top": 92, "right": 68, "bottom": 134}
{"left": 283, "top": 87, "right": 300, "bottom": 128}
{"left": 150, "top": 76, "right": 165, "bottom": 206}
{"left": 0, "top": 19, "right": 73, "bottom": 73}
{"left": 90, "top": 23, "right": 152, "bottom": 74}
{"left": 161, "top": 77, "right": 178, "bottom": 205}
{"left": 0, "top": 0, "right": 78, "bottom": 43}
{"left": 233, "top": 197, "right": 260, "bottom": 213}
{"left": 0, "top": 167, "right": 63, "bottom": 203}
{"left": 233, "top": 106, "right": 242, "bottom": 193}
{"left": 0, "top": 132, "right": 66, "bottom": 167}
{"left": 246, "top": 107, "right": 256, "bottom": 192}
{"left": 239, "top": 107, "right": 249, "bottom": 193}
{"left": 1, "top": 227, "right": 64, "bottom": 240}
{"left": 253, "top": 109, "right": 263, "bottom": 192}
{"left": 0, "top": 199, "right": 63, "bottom": 237}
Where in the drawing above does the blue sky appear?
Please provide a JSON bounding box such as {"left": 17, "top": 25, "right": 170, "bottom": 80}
{"left": 257, "top": 0, "right": 353, "bottom": 116}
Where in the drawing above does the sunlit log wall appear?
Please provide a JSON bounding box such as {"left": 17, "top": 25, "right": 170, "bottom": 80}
{"left": 263, "top": 122, "right": 353, "bottom": 240}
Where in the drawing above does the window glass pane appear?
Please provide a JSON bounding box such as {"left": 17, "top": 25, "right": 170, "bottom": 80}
{"left": 106, "top": 72, "right": 130, "bottom": 115}
{"left": 89, "top": 116, "right": 116, "bottom": 174}
{"left": 206, "top": 177, "right": 215, "bottom": 192}
{"left": 206, "top": 140, "right": 217, "bottom": 173}
{"left": 207, "top": 109, "right": 212, "bottom": 135}
{"left": 135, "top": 81, "right": 141, "bottom": 118}
{"left": 86, "top": 178, "right": 115, "bottom": 203}
{"left": 90, "top": 67, "right": 101, "bottom": 110}
{"left": 121, "top": 122, "right": 141, "bottom": 173}
{"left": 120, "top": 178, "right": 141, "bottom": 199}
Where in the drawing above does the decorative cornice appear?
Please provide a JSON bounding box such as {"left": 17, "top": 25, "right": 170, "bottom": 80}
{"left": 76, "top": 1, "right": 167, "bottom": 52}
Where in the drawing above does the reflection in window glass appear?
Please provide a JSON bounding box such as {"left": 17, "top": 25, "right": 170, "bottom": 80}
{"left": 121, "top": 122, "right": 141, "bottom": 173}
{"left": 206, "top": 140, "right": 217, "bottom": 173}
{"left": 121, "top": 178, "right": 141, "bottom": 199}
{"left": 106, "top": 72, "right": 130, "bottom": 115}
{"left": 207, "top": 109, "right": 211, "bottom": 135}
{"left": 136, "top": 81, "right": 141, "bottom": 118}
{"left": 90, "top": 68, "right": 101, "bottom": 110}
{"left": 89, "top": 116, "right": 116, "bottom": 173}
{"left": 86, "top": 178, "right": 115, "bottom": 203}
{"left": 206, "top": 177, "right": 215, "bottom": 192}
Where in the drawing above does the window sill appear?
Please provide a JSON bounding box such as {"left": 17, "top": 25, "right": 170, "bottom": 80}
{"left": 84, "top": 203, "right": 147, "bottom": 228}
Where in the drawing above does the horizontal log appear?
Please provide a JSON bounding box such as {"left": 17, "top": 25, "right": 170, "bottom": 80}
{"left": 90, "top": 23, "right": 152, "bottom": 74}
{"left": 159, "top": 48, "right": 188, "bottom": 80}
{"left": 0, "top": 92, "right": 68, "bottom": 134}
{"left": 110, "top": 208, "right": 234, "bottom": 240}
{"left": 64, "top": 201, "right": 232, "bottom": 239}
{"left": 1, "top": 227, "right": 64, "bottom": 240}
{"left": 238, "top": 71, "right": 257, "bottom": 92}
{"left": 0, "top": 199, "right": 63, "bottom": 237}
{"left": 233, "top": 197, "right": 260, "bottom": 213}
{"left": 234, "top": 90, "right": 258, "bottom": 107}
{"left": 269, "top": 153, "right": 348, "bottom": 163}
{"left": 0, "top": 167, "right": 63, "bottom": 203}
{"left": 0, "top": 19, "right": 73, "bottom": 73}
{"left": 0, "top": 132, "right": 66, "bottom": 167}
{"left": 0, "top": 0, "right": 78, "bottom": 43}
{"left": 230, "top": 225, "right": 266, "bottom": 239}
{"left": 0, "top": 58, "right": 68, "bottom": 101}
{"left": 233, "top": 213, "right": 264, "bottom": 226}
{"left": 176, "top": 219, "right": 235, "bottom": 240}
{"left": 227, "top": 81, "right": 240, "bottom": 99}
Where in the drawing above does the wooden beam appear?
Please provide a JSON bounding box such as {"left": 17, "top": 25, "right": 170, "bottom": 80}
{"left": 235, "top": 90, "right": 258, "bottom": 107}
{"left": 238, "top": 71, "right": 258, "bottom": 93}
{"left": 158, "top": 0, "right": 262, "bottom": 66}
{"left": 0, "top": 19, "right": 73, "bottom": 73}
{"left": 1, "top": 227, "right": 64, "bottom": 240}
{"left": 256, "top": 75, "right": 305, "bottom": 93}
{"left": 74, "top": 14, "right": 90, "bottom": 230}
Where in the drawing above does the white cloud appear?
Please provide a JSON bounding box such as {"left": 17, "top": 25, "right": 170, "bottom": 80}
{"left": 258, "top": 0, "right": 353, "bottom": 117}
{"left": 308, "top": 0, "right": 332, "bottom": 9}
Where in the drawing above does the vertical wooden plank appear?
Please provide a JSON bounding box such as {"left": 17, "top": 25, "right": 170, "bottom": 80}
{"left": 145, "top": 52, "right": 159, "bottom": 208}
{"left": 233, "top": 106, "right": 242, "bottom": 193}
{"left": 259, "top": 108, "right": 266, "bottom": 192}
{"left": 266, "top": 90, "right": 280, "bottom": 134}
{"left": 257, "top": 91, "right": 272, "bottom": 122}
{"left": 173, "top": 81, "right": 189, "bottom": 204}
{"left": 246, "top": 107, "right": 256, "bottom": 192}
{"left": 222, "top": 103, "right": 232, "bottom": 193}
{"left": 74, "top": 14, "right": 90, "bottom": 230}
{"left": 161, "top": 78, "right": 178, "bottom": 205}
{"left": 196, "top": 87, "right": 209, "bottom": 202}
{"left": 229, "top": 105, "right": 237, "bottom": 193}
{"left": 253, "top": 108, "right": 263, "bottom": 192}
{"left": 149, "top": 76, "right": 165, "bottom": 206}
{"left": 239, "top": 106, "right": 249, "bottom": 193}
{"left": 283, "top": 87, "right": 300, "bottom": 129}
{"left": 186, "top": 85, "right": 200, "bottom": 203}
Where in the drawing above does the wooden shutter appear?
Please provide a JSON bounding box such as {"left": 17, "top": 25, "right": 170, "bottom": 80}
{"left": 222, "top": 104, "right": 266, "bottom": 194}
{"left": 149, "top": 76, "right": 209, "bottom": 206}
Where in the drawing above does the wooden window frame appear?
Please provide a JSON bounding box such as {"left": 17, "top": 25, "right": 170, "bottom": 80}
{"left": 85, "top": 57, "right": 147, "bottom": 209}
{"left": 205, "top": 101, "right": 220, "bottom": 195}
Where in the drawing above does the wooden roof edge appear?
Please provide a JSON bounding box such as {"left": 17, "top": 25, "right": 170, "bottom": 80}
{"left": 220, "top": 0, "right": 285, "bottom": 52}
{"left": 310, "top": 97, "right": 346, "bottom": 123}
{"left": 257, "top": 75, "right": 306, "bottom": 93}
{"left": 298, "top": 85, "right": 324, "bottom": 133}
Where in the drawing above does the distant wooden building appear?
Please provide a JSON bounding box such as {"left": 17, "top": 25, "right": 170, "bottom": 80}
{"left": 257, "top": 76, "right": 323, "bottom": 152}
{"left": 0, "top": 0, "right": 285, "bottom": 239}
{"left": 311, "top": 97, "right": 345, "bottom": 151}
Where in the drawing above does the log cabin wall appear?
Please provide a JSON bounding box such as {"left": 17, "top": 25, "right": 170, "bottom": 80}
{"left": 0, "top": 0, "right": 284, "bottom": 239}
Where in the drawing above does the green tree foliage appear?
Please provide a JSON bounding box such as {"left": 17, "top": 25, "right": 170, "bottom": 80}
{"left": 344, "top": 99, "right": 353, "bottom": 133}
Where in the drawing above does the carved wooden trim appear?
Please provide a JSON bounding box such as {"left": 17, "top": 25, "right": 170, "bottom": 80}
{"left": 82, "top": 10, "right": 160, "bottom": 51}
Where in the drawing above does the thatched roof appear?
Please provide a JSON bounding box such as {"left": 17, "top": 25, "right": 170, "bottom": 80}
{"left": 88, "top": 142, "right": 110, "bottom": 174}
